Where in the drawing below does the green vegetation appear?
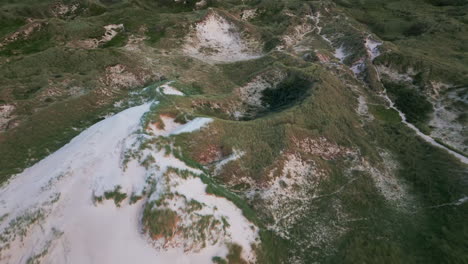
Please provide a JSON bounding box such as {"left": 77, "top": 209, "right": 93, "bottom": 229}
{"left": 383, "top": 81, "right": 433, "bottom": 126}
{"left": 211, "top": 244, "right": 248, "bottom": 264}
{"left": 140, "top": 154, "right": 156, "bottom": 169}
{"left": 93, "top": 185, "right": 128, "bottom": 207}
{"left": 434, "top": 138, "right": 468, "bottom": 158}
{"left": 212, "top": 256, "right": 227, "bottom": 264}
{"left": 220, "top": 55, "right": 277, "bottom": 86}
{"left": 369, "top": 104, "right": 401, "bottom": 124}
{"left": 0, "top": 29, "right": 52, "bottom": 56}
{"left": 103, "top": 186, "right": 128, "bottom": 206}
{"left": 129, "top": 193, "right": 143, "bottom": 204}
{"left": 225, "top": 244, "right": 248, "bottom": 264}
{"left": 134, "top": 0, "right": 208, "bottom": 13}
{"left": 101, "top": 32, "right": 127, "bottom": 48}
{"left": 338, "top": 0, "right": 468, "bottom": 79}
{"left": 143, "top": 205, "right": 178, "bottom": 239}
{"left": 0, "top": 17, "right": 25, "bottom": 39}
{"left": 361, "top": 121, "right": 467, "bottom": 263}
{"left": 171, "top": 81, "right": 204, "bottom": 96}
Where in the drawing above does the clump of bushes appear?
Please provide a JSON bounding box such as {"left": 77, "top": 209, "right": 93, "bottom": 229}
{"left": 142, "top": 203, "right": 179, "bottom": 239}
{"left": 94, "top": 185, "right": 128, "bottom": 206}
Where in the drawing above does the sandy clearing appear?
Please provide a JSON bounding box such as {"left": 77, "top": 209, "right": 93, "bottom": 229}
{"left": 158, "top": 82, "right": 184, "bottom": 96}
{"left": 0, "top": 102, "right": 256, "bottom": 263}
{"left": 364, "top": 37, "right": 381, "bottom": 61}
{"left": 183, "top": 12, "right": 262, "bottom": 63}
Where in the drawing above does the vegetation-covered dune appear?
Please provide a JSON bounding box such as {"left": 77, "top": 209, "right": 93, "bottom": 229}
{"left": 0, "top": 0, "right": 467, "bottom": 263}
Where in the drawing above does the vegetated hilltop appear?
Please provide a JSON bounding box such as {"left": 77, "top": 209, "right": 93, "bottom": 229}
{"left": 0, "top": 0, "right": 467, "bottom": 263}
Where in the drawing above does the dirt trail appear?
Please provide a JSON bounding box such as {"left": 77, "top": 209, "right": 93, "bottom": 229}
{"left": 365, "top": 40, "right": 468, "bottom": 164}
{"left": 382, "top": 92, "right": 468, "bottom": 164}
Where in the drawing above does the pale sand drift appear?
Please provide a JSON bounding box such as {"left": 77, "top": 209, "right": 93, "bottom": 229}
{"left": 0, "top": 104, "right": 15, "bottom": 131}
{"left": 68, "top": 24, "right": 124, "bottom": 49}
{"left": 333, "top": 45, "right": 347, "bottom": 62}
{"left": 158, "top": 82, "right": 184, "bottom": 96}
{"left": 430, "top": 102, "right": 466, "bottom": 154}
{"left": 148, "top": 115, "right": 213, "bottom": 137}
{"left": 183, "top": 12, "right": 262, "bottom": 63}
{"left": 364, "top": 37, "right": 381, "bottom": 61}
{"left": 0, "top": 103, "right": 257, "bottom": 263}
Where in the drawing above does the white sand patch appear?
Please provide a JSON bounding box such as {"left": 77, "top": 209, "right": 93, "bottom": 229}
{"left": 321, "top": 34, "right": 332, "bottom": 45}
{"left": 357, "top": 95, "right": 368, "bottom": 116}
{"left": 124, "top": 34, "right": 147, "bottom": 51}
{"left": 68, "top": 24, "right": 124, "bottom": 49}
{"left": 183, "top": 12, "right": 262, "bottom": 63}
{"left": 101, "top": 64, "right": 140, "bottom": 89}
{"left": 256, "top": 153, "right": 326, "bottom": 239}
{"left": 350, "top": 58, "right": 366, "bottom": 76}
{"left": 214, "top": 149, "right": 245, "bottom": 174}
{"left": 278, "top": 12, "right": 323, "bottom": 51}
{"left": 0, "top": 102, "right": 256, "bottom": 263}
{"left": 334, "top": 45, "right": 347, "bottom": 62}
{"left": 195, "top": 0, "right": 208, "bottom": 9}
{"left": 356, "top": 95, "right": 373, "bottom": 120}
{"left": 429, "top": 81, "right": 451, "bottom": 98}
{"left": 456, "top": 196, "right": 468, "bottom": 205}
{"left": 137, "top": 150, "right": 258, "bottom": 261}
{"left": 343, "top": 150, "right": 415, "bottom": 209}
{"left": 158, "top": 82, "right": 184, "bottom": 96}
{"left": 237, "top": 70, "right": 286, "bottom": 107}
{"left": 148, "top": 115, "right": 182, "bottom": 137}
{"left": 51, "top": 2, "right": 79, "bottom": 17}
{"left": 368, "top": 151, "right": 410, "bottom": 204}
{"left": 238, "top": 76, "right": 271, "bottom": 106}
{"left": 167, "top": 173, "right": 259, "bottom": 261}
{"left": 309, "top": 12, "right": 322, "bottom": 34}
{"left": 240, "top": 9, "right": 257, "bottom": 20}
{"left": 148, "top": 115, "right": 212, "bottom": 137}
{"left": 0, "top": 104, "right": 15, "bottom": 131}
{"left": 293, "top": 137, "right": 356, "bottom": 160}
{"left": 248, "top": 138, "right": 372, "bottom": 240}
{"left": 339, "top": 36, "right": 381, "bottom": 77}
{"left": 429, "top": 98, "right": 467, "bottom": 154}
{"left": 0, "top": 21, "right": 43, "bottom": 49}
{"left": 376, "top": 65, "right": 414, "bottom": 83}
{"left": 347, "top": 84, "right": 373, "bottom": 121}
{"left": 102, "top": 24, "right": 124, "bottom": 43}
{"left": 171, "top": 118, "right": 213, "bottom": 135}
{"left": 364, "top": 37, "right": 382, "bottom": 61}
{"left": 281, "top": 23, "right": 314, "bottom": 49}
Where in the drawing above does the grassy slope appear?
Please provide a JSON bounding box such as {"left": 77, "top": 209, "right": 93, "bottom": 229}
{"left": 331, "top": 1, "right": 468, "bottom": 262}
{"left": 336, "top": 0, "right": 468, "bottom": 129}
